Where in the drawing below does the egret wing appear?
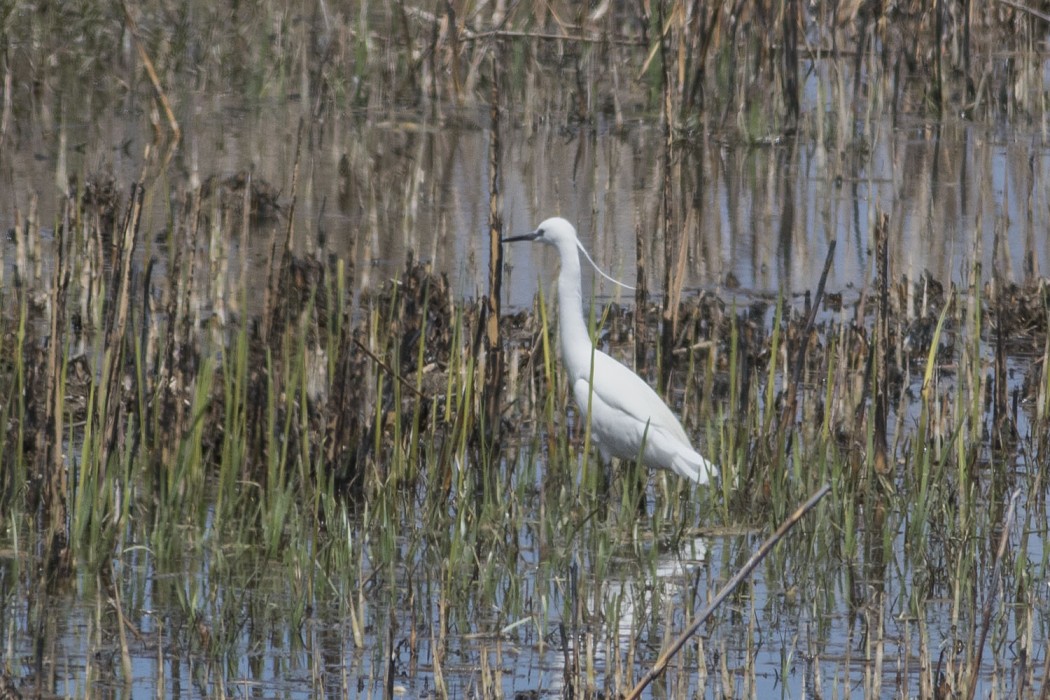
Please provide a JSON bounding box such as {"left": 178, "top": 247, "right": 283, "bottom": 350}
{"left": 571, "top": 351, "right": 716, "bottom": 482}
{"left": 582, "top": 350, "right": 690, "bottom": 442}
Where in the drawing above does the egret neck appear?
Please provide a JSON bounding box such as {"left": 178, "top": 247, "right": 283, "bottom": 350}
{"left": 551, "top": 235, "right": 596, "bottom": 387}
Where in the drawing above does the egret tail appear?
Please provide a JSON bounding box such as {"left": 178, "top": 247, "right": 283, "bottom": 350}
{"left": 670, "top": 446, "right": 718, "bottom": 485}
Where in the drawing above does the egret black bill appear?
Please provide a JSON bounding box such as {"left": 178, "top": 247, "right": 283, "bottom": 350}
{"left": 501, "top": 231, "right": 541, "bottom": 243}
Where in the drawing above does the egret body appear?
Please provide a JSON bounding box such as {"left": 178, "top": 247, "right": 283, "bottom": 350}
{"left": 503, "top": 217, "right": 717, "bottom": 484}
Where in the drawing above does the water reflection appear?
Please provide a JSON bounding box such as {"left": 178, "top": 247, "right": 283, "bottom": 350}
{"left": 4, "top": 104, "right": 1048, "bottom": 308}
{"left": 541, "top": 536, "right": 710, "bottom": 698}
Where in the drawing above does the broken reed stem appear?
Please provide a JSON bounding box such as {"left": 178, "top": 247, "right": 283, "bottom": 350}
{"left": 995, "top": 0, "right": 1050, "bottom": 22}
{"left": 351, "top": 338, "right": 427, "bottom": 402}
{"left": 873, "top": 212, "right": 890, "bottom": 475}
{"left": 626, "top": 483, "right": 832, "bottom": 700}
{"left": 778, "top": 239, "right": 836, "bottom": 443}
{"left": 964, "top": 488, "right": 1019, "bottom": 700}
{"left": 122, "top": 2, "right": 181, "bottom": 146}
{"left": 263, "top": 117, "right": 305, "bottom": 343}
{"left": 465, "top": 28, "right": 646, "bottom": 46}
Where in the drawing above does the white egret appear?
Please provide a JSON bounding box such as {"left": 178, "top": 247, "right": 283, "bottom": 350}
{"left": 503, "top": 217, "right": 717, "bottom": 484}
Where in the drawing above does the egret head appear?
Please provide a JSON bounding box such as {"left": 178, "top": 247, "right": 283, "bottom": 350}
{"left": 501, "top": 217, "right": 577, "bottom": 248}
{"left": 502, "top": 217, "right": 635, "bottom": 291}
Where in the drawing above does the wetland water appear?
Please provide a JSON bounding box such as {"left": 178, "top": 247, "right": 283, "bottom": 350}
{"left": 8, "top": 100, "right": 1050, "bottom": 304}
{"left": 2, "top": 3, "right": 1050, "bottom": 698}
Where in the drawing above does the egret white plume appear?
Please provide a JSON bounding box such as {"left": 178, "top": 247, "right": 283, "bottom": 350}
{"left": 574, "top": 238, "right": 635, "bottom": 291}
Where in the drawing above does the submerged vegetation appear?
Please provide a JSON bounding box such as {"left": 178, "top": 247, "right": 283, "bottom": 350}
{"left": 0, "top": 0, "right": 1049, "bottom": 697}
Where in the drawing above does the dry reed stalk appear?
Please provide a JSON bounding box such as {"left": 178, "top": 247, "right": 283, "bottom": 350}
{"left": 0, "top": 59, "right": 10, "bottom": 158}
{"left": 778, "top": 241, "right": 836, "bottom": 449}
{"left": 384, "top": 611, "right": 396, "bottom": 698}
{"left": 964, "top": 489, "right": 1019, "bottom": 700}
{"left": 990, "top": 220, "right": 1016, "bottom": 447}
{"left": 12, "top": 206, "right": 27, "bottom": 289}
{"left": 633, "top": 213, "right": 648, "bottom": 372}
{"left": 105, "top": 564, "right": 135, "bottom": 683}
{"left": 483, "top": 56, "right": 504, "bottom": 444}
{"left": 155, "top": 189, "right": 201, "bottom": 473}
{"left": 658, "top": 0, "right": 676, "bottom": 390}
{"left": 350, "top": 338, "right": 427, "bottom": 403}
{"left": 444, "top": 2, "right": 463, "bottom": 102}
{"left": 40, "top": 196, "right": 72, "bottom": 575}
{"left": 626, "top": 483, "right": 832, "bottom": 700}
{"left": 262, "top": 118, "right": 305, "bottom": 344}
{"left": 873, "top": 212, "right": 890, "bottom": 475}
{"left": 993, "top": 285, "right": 1010, "bottom": 445}
{"left": 101, "top": 183, "right": 144, "bottom": 473}
{"left": 461, "top": 27, "right": 646, "bottom": 46}
{"left": 1038, "top": 630, "right": 1050, "bottom": 700}
{"left": 781, "top": 0, "right": 801, "bottom": 122}
{"left": 122, "top": 2, "right": 180, "bottom": 149}
{"left": 685, "top": 1, "right": 724, "bottom": 110}
{"left": 934, "top": 0, "right": 945, "bottom": 110}
{"left": 140, "top": 257, "right": 157, "bottom": 398}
